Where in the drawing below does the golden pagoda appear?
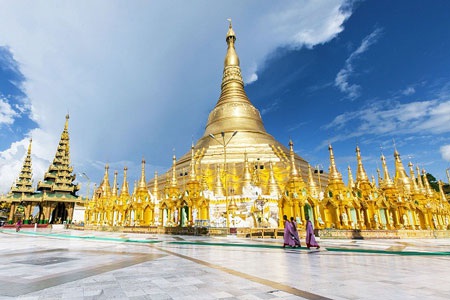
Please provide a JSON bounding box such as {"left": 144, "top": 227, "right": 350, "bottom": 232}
{"left": 147, "top": 20, "right": 322, "bottom": 229}
{"left": 0, "top": 115, "right": 81, "bottom": 225}
{"left": 84, "top": 22, "right": 450, "bottom": 234}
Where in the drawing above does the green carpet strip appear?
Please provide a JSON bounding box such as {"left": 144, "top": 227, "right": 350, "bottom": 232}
{"left": 168, "top": 241, "right": 305, "bottom": 249}
{"left": 169, "top": 241, "right": 450, "bottom": 256}
{"left": 325, "top": 247, "right": 450, "bottom": 256}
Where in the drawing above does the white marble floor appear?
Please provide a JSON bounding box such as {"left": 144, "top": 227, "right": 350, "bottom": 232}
{"left": 0, "top": 228, "right": 449, "bottom": 300}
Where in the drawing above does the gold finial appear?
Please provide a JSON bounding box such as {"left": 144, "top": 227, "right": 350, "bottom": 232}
{"left": 64, "top": 114, "right": 70, "bottom": 131}
{"left": 27, "top": 138, "right": 32, "bottom": 155}
{"left": 226, "top": 18, "right": 235, "bottom": 40}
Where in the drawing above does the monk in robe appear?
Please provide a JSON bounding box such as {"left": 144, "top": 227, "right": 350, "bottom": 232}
{"left": 305, "top": 215, "right": 320, "bottom": 249}
{"left": 290, "top": 217, "right": 301, "bottom": 247}
{"left": 283, "top": 215, "right": 295, "bottom": 248}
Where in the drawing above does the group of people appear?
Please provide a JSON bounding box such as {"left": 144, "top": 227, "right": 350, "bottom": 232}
{"left": 283, "top": 215, "right": 320, "bottom": 250}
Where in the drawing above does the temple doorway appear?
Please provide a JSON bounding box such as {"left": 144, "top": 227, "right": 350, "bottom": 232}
{"left": 50, "top": 203, "right": 68, "bottom": 224}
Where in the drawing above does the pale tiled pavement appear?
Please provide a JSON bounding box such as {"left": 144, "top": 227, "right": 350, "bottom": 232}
{"left": 0, "top": 228, "right": 449, "bottom": 300}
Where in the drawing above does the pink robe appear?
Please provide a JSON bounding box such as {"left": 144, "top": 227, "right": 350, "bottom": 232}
{"left": 305, "top": 220, "right": 319, "bottom": 248}
{"left": 283, "top": 220, "right": 296, "bottom": 247}
{"left": 291, "top": 221, "right": 301, "bottom": 246}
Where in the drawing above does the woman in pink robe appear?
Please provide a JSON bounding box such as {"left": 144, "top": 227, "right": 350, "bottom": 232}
{"left": 283, "top": 215, "right": 295, "bottom": 248}
{"left": 290, "top": 217, "right": 301, "bottom": 247}
{"left": 305, "top": 215, "right": 320, "bottom": 249}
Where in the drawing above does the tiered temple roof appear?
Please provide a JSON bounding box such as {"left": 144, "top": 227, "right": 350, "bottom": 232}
{"left": 37, "top": 114, "right": 80, "bottom": 198}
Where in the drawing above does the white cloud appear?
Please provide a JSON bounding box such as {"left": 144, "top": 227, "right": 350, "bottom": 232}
{"left": 440, "top": 145, "right": 450, "bottom": 162}
{"left": 0, "top": 97, "right": 18, "bottom": 125}
{"left": 246, "top": 73, "right": 258, "bottom": 85}
{"left": 324, "top": 99, "right": 450, "bottom": 144}
{"left": 402, "top": 86, "right": 416, "bottom": 96}
{"left": 0, "top": 0, "right": 352, "bottom": 193}
{"left": 335, "top": 28, "right": 382, "bottom": 99}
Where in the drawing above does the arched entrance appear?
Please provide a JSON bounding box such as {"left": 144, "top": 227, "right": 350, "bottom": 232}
{"left": 181, "top": 205, "right": 189, "bottom": 227}
{"left": 31, "top": 205, "right": 42, "bottom": 223}
{"left": 50, "top": 203, "right": 68, "bottom": 224}
{"left": 304, "top": 202, "right": 313, "bottom": 224}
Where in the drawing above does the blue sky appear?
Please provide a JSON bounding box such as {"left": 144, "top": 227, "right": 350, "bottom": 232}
{"left": 0, "top": 0, "right": 449, "bottom": 194}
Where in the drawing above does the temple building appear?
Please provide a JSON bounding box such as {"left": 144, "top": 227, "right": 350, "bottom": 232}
{"left": 85, "top": 22, "right": 450, "bottom": 231}
{"left": 0, "top": 115, "right": 81, "bottom": 225}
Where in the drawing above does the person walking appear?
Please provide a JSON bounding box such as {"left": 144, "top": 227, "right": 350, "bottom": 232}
{"left": 15, "top": 219, "right": 22, "bottom": 232}
{"left": 283, "top": 215, "right": 295, "bottom": 248}
{"left": 305, "top": 215, "right": 320, "bottom": 249}
{"left": 290, "top": 217, "right": 301, "bottom": 247}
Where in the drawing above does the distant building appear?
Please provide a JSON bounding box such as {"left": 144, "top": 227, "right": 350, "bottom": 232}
{"left": 0, "top": 115, "right": 81, "bottom": 224}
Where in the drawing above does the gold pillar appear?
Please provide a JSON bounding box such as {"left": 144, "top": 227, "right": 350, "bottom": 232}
{"left": 300, "top": 206, "right": 306, "bottom": 226}
{"left": 314, "top": 205, "right": 320, "bottom": 228}
{"left": 8, "top": 203, "right": 16, "bottom": 221}
{"left": 356, "top": 209, "right": 362, "bottom": 228}
{"left": 335, "top": 209, "right": 341, "bottom": 229}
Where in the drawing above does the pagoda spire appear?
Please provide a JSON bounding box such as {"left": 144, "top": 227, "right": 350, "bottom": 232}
{"left": 10, "top": 138, "right": 34, "bottom": 194}
{"left": 307, "top": 164, "right": 319, "bottom": 196}
{"left": 37, "top": 114, "right": 79, "bottom": 196}
{"left": 171, "top": 155, "right": 178, "bottom": 187}
{"left": 267, "top": 161, "right": 280, "bottom": 196}
{"left": 99, "top": 164, "right": 112, "bottom": 197}
{"left": 408, "top": 162, "right": 420, "bottom": 194}
{"left": 348, "top": 165, "right": 355, "bottom": 189}
{"left": 120, "top": 167, "right": 129, "bottom": 197}
{"left": 112, "top": 170, "right": 118, "bottom": 197}
{"left": 393, "top": 149, "right": 411, "bottom": 193}
{"left": 153, "top": 171, "right": 158, "bottom": 199}
{"left": 422, "top": 169, "right": 434, "bottom": 197}
{"left": 377, "top": 168, "right": 382, "bottom": 187}
{"left": 214, "top": 165, "right": 224, "bottom": 196}
{"left": 355, "top": 146, "right": 369, "bottom": 183}
{"left": 203, "top": 21, "right": 268, "bottom": 138}
{"left": 242, "top": 152, "right": 252, "bottom": 188}
{"left": 189, "top": 144, "right": 197, "bottom": 181}
{"left": 381, "top": 154, "right": 394, "bottom": 188}
{"left": 132, "top": 180, "right": 138, "bottom": 200}
{"left": 355, "top": 146, "right": 373, "bottom": 194}
{"left": 416, "top": 166, "right": 425, "bottom": 193}
{"left": 328, "top": 144, "right": 343, "bottom": 184}
{"left": 138, "top": 158, "right": 147, "bottom": 190}
{"left": 289, "top": 140, "right": 300, "bottom": 179}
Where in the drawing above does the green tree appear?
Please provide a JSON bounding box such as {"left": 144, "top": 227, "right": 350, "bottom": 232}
{"left": 426, "top": 173, "right": 439, "bottom": 192}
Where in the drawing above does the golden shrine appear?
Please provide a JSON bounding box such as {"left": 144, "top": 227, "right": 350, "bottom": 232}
{"left": 0, "top": 115, "right": 81, "bottom": 225}
{"left": 84, "top": 22, "right": 450, "bottom": 232}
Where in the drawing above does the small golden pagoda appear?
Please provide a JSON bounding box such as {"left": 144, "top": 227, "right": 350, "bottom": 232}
{"left": 84, "top": 22, "right": 450, "bottom": 232}
{"left": 0, "top": 115, "right": 81, "bottom": 224}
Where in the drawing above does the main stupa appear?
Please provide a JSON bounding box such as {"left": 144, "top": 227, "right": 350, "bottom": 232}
{"left": 84, "top": 21, "right": 449, "bottom": 232}
{"left": 146, "top": 21, "right": 321, "bottom": 228}
{"left": 175, "top": 21, "right": 310, "bottom": 172}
